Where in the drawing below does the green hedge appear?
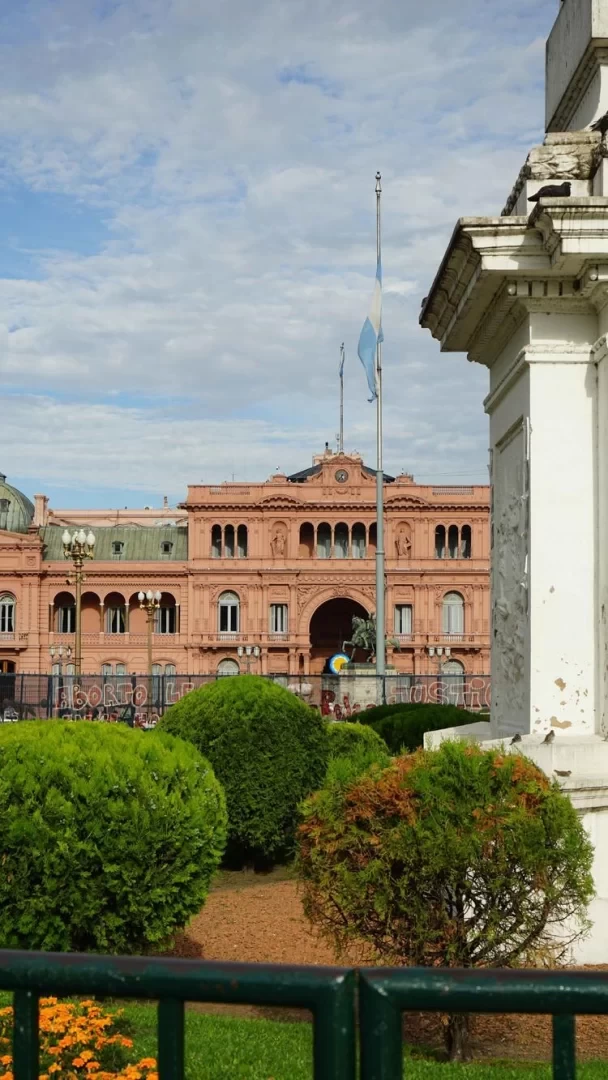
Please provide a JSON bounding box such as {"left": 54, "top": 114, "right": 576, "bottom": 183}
{"left": 158, "top": 675, "right": 328, "bottom": 865}
{"left": 359, "top": 701, "right": 481, "bottom": 754}
{"left": 0, "top": 720, "right": 227, "bottom": 953}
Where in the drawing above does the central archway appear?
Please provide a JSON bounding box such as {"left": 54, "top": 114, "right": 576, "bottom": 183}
{"left": 309, "top": 597, "right": 369, "bottom": 674}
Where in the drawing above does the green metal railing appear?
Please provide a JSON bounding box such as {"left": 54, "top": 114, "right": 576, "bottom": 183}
{"left": 2, "top": 951, "right": 608, "bottom": 1079}
{"left": 359, "top": 966, "right": 608, "bottom": 1080}
{"left": 0, "top": 950, "right": 355, "bottom": 1080}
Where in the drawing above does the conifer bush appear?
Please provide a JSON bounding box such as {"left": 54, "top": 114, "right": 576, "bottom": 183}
{"left": 298, "top": 741, "right": 594, "bottom": 1061}
{"left": 158, "top": 675, "right": 328, "bottom": 865}
{"left": 0, "top": 721, "right": 227, "bottom": 953}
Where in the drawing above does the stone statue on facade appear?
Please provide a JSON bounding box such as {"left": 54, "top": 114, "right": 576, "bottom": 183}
{"left": 395, "top": 530, "right": 411, "bottom": 558}
{"left": 271, "top": 530, "right": 286, "bottom": 557}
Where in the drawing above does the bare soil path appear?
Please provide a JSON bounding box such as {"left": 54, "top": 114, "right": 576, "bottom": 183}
{"left": 172, "top": 868, "right": 608, "bottom": 1062}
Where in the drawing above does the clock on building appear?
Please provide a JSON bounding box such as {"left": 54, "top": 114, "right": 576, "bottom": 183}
{"left": 335, "top": 469, "right": 349, "bottom": 483}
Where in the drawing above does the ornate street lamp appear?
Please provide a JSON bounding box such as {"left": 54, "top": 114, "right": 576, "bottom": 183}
{"left": 49, "top": 643, "right": 72, "bottom": 670}
{"left": 49, "top": 643, "right": 72, "bottom": 715}
{"left": 62, "top": 529, "right": 95, "bottom": 677}
{"left": 237, "top": 644, "right": 260, "bottom": 674}
{"left": 138, "top": 590, "right": 162, "bottom": 714}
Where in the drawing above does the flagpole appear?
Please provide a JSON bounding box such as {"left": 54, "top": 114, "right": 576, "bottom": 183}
{"left": 339, "top": 343, "right": 345, "bottom": 453}
{"left": 374, "top": 170, "right": 386, "bottom": 687}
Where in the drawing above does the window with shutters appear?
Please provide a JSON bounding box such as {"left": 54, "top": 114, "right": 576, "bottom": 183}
{"left": 0, "top": 595, "right": 16, "bottom": 633}
{"left": 270, "top": 603, "right": 288, "bottom": 634}
{"left": 218, "top": 591, "right": 239, "bottom": 633}
{"left": 394, "top": 604, "right": 413, "bottom": 635}
{"left": 442, "top": 592, "right": 464, "bottom": 635}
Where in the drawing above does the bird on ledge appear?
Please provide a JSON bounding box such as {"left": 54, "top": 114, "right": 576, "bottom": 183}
{"left": 590, "top": 111, "right": 608, "bottom": 135}
{"left": 543, "top": 730, "right": 555, "bottom": 744}
{"left": 528, "top": 181, "right": 571, "bottom": 202}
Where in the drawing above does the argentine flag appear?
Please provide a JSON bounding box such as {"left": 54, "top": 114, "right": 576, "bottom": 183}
{"left": 357, "top": 257, "right": 383, "bottom": 401}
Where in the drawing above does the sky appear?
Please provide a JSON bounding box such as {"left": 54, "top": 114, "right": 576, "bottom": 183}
{"left": 0, "top": 0, "right": 557, "bottom": 509}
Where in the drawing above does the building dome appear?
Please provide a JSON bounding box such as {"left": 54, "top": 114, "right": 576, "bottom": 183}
{"left": 0, "top": 472, "right": 34, "bottom": 534}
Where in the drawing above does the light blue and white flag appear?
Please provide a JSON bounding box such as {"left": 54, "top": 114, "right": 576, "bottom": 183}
{"left": 339, "top": 343, "right": 345, "bottom": 378}
{"left": 357, "top": 257, "right": 383, "bottom": 401}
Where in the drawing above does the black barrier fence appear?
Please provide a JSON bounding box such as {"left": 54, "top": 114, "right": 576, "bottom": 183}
{"left": 0, "top": 672, "right": 491, "bottom": 726}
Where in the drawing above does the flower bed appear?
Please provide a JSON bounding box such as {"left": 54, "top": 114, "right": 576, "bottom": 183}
{"left": 0, "top": 997, "right": 157, "bottom": 1080}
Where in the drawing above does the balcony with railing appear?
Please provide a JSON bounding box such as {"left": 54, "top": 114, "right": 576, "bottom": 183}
{"left": 0, "top": 631, "right": 28, "bottom": 650}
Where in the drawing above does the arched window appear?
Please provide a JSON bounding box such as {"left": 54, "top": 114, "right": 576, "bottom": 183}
{"left": 441, "top": 659, "right": 465, "bottom": 705}
{"left": 211, "top": 525, "right": 222, "bottom": 558}
{"left": 352, "top": 523, "right": 366, "bottom": 559}
{"left": 334, "top": 523, "right": 349, "bottom": 558}
{"left": 435, "top": 525, "right": 446, "bottom": 559}
{"left": 369, "top": 522, "right": 377, "bottom": 555}
{"left": 448, "top": 525, "right": 459, "bottom": 559}
{"left": 155, "top": 593, "right": 177, "bottom": 634}
{"left": 165, "top": 663, "right": 176, "bottom": 676}
{"left": 237, "top": 524, "right": 248, "bottom": 558}
{"left": 54, "top": 592, "right": 76, "bottom": 634}
{"left": 0, "top": 594, "right": 15, "bottom": 634}
{"left": 317, "top": 523, "right": 331, "bottom": 559}
{"left": 461, "top": 525, "right": 472, "bottom": 559}
{"left": 299, "top": 522, "right": 314, "bottom": 557}
{"left": 218, "top": 591, "right": 239, "bottom": 633}
{"left": 217, "top": 658, "right": 240, "bottom": 677}
{"left": 442, "top": 592, "right": 464, "bottom": 635}
{"left": 105, "top": 593, "right": 127, "bottom": 634}
{"left": 101, "top": 662, "right": 127, "bottom": 676}
{"left": 224, "top": 524, "right": 235, "bottom": 558}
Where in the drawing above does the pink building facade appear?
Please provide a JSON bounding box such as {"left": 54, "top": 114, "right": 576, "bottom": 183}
{"left": 0, "top": 449, "right": 490, "bottom": 682}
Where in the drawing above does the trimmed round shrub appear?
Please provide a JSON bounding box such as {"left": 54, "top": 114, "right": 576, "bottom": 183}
{"left": 0, "top": 720, "right": 227, "bottom": 953}
{"left": 359, "top": 701, "right": 481, "bottom": 753}
{"left": 158, "top": 675, "right": 328, "bottom": 864}
{"left": 327, "top": 721, "right": 389, "bottom": 762}
{"left": 298, "top": 741, "right": 594, "bottom": 1061}
{"left": 325, "top": 721, "right": 391, "bottom": 790}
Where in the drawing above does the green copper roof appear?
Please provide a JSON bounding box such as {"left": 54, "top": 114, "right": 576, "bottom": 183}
{"left": 0, "top": 473, "right": 35, "bottom": 534}
{"left": 42, "top": 524, "right": 188, "bottom": 562}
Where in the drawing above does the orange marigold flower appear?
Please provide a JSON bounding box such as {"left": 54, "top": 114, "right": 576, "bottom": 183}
{"left": 0, "top": 1057, "right": 11, "bottom": 1066}
{"left": 72, "top": 1058, "right": 85, "bottom": 1068}
{"left": 137, "top": 1060, "right": 157, "bottom": 1069}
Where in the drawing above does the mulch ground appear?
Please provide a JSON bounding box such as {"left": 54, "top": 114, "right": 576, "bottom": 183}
{"left": 168, "top": 869, "right": 608, "bottom": 1062}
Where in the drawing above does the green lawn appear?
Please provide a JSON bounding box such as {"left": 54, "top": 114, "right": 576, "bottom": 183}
{"left": 1, "top": 993, "right": 606, "bottom": 1078}
{"left": 120, "top": 1001, "right": 607, "bottom": 1080}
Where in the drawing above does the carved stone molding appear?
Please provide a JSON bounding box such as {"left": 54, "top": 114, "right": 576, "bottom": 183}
{"left": 502, "top": 132, "right": 601, "bottom": 216}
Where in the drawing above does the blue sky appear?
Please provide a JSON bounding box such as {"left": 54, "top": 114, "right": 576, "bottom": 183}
{"left": 0, "top": 0, "right": 556, "bottom": 508}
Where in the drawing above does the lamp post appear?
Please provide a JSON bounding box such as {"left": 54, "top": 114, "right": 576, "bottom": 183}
{"left": 237, "top": 644, "right": 260, "bottom": 674}
{"left": 49, "top": 643, "right": 72, "bottom": 714}
{"left": 62, "top": 529, "right": 96, "bottom": 677}
{"left": 138, "top": 590, "right": 161, "bottom": 714}
{"left": 49, "top": 643, "right": 72, "bottom": 671}
{"left": 427, "top": 644, "right": 450, "bottom": 675}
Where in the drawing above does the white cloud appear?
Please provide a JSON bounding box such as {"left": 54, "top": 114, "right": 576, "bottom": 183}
{"left": 0, "top": 0, "right": 555, "bottom": 501}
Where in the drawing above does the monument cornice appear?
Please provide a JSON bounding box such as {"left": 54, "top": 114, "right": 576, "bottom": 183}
{"left": 530, "top": 199, "right": 608, "bottom": 268}
{"left": 421, "top": 202, "right": 608, "bottom": 357}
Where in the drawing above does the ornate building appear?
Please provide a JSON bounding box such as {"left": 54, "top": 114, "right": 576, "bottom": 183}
{"left": 0, "top": 448, "right": 490, "bottom": 681}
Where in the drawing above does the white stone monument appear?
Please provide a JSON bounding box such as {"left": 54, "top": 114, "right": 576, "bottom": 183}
{"left": 420, "top": 0, "right": 608, "bottom": 961}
